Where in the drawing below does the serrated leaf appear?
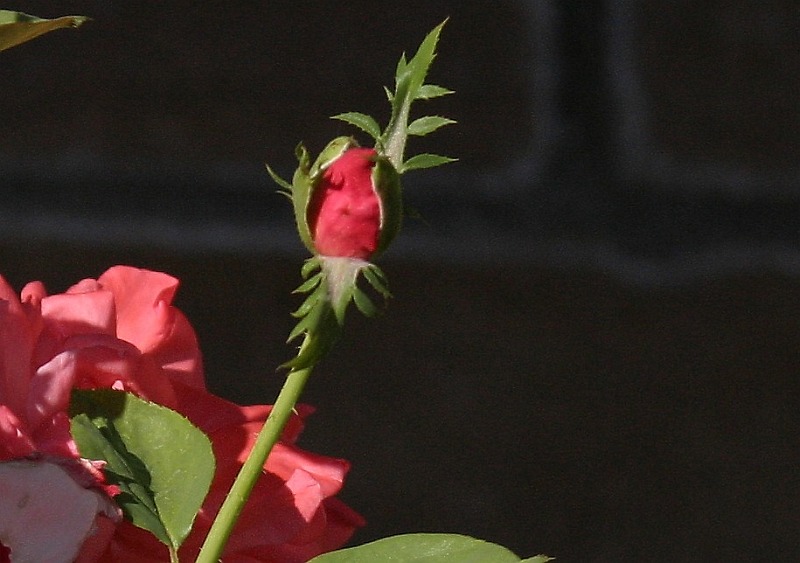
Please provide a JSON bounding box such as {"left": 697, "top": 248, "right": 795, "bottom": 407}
{"left": 69, "top": 389, "right": 214, "bottom": 557}
{"left": 395, "top": 52, "right": 409, "bottom": 82}
{"left": 383, "top": 20, "right": 449, "bottom": 168}
{"left": 308, "top": 533, "right": 537, "bottom": 563}
{"left": 407, "top": 115, "right": 457, "bottom": 137}
{"left": 332, "top": 112, "right": 382, "bottom": 141}
{"left": 402, "top": 153, "right": 457, "bottom": 172}
{"left": 0, "top": 10, "right": 88, "bottom": 52}
{"left": 403, "top": 21, "right": 446, "bottom": 104}
{"left": 417, "top": 84, "right": 455, "bottom": 100}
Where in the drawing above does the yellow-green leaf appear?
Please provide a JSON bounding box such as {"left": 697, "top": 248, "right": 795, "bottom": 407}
{"left": 70, "top": 389, "right": 214, "bottom": 557}
{"left": 407, "top": 115, "right": 457, "bottom": 137}
{"left": 0, "top": 10, "right": 88, "bottom": 52}
{"left": 308, "top": 533, "right": 552, "bottom": 563}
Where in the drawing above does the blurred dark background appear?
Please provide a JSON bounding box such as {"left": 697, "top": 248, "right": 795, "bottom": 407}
{"left": 2, "top": 1, "right": 799, "bottom": 560}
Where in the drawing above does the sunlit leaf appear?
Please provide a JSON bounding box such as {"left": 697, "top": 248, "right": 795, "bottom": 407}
{"left": 383, "top": 20, "right": 448, "bottom": 168}
{"left": 0, "top": 10, "right": 87, "bottom": 52}
{"left": 70, "top": 389, "right": 214, "bottom": 558}
{"left": 407, "top": 115, "right": 457, "bottom": 137}
{"left": 332, "top": 112, "right": 382, "bottom": 141}
{"left": 308, "top": 533, "right": 550, "bottom": 563}
{"left": 416, "top": 84, "right": 455, "bottom": 100}
{"left": 402, "top": 153, "right": 457, "bottom": 172}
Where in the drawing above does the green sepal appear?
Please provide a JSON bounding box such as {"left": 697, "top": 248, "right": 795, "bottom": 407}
{"left": 0, "top": 10, "right": 88, "bottom": 52}
{"left": 361, "top": 264, "right": 392, "bottom": 298}
{"left": 266, "top": 164, "right": 292, "bottom": 193}
{"left": 287, "top": 143, "right": 316, "bottom": 253}
{"left": 277, "top": 137, "right": 356, "bottom": 255}
{"left": 283, "top": 257, "right": 392, "bottom": 370}
{"left": 292, "top": 271, "right": 323, "bottom": 294}
{"left": 309, "top": 136, "right": 355, "bottom": 179}
{"left": 372, "top": 155, "right": 403, "bottom": 256}
{"left": 301, "top": 254, "right": 322, "bottom": 278}
{"left": 352, "top": 286, "right": 378, "bottom": 317}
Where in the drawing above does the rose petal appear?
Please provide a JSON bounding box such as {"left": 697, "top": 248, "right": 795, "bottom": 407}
{"left": 0, "top": 460, "right": 120, "bottom": 562}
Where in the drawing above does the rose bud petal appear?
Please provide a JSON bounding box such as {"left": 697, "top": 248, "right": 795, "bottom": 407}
{"left": 290, "top": 137, "right": 402, "bottom": 260}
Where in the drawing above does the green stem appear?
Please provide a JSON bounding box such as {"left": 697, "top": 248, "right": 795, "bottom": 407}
{"left": 383, "top": 101, "right": 410, "bottom": 171}
{"left": 196, "top": 339, "right": 314, "bottom": 563}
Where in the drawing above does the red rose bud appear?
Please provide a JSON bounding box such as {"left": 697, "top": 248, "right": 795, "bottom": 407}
{"left": 303, "top": 139, "right": 402, "bottom": 260}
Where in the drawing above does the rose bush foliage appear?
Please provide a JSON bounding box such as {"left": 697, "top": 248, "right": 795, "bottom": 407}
{"left": 0, "top": 266, "right": 363, "bottom": 562}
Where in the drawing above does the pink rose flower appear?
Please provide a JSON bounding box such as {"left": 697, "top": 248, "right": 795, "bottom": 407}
{"left": 103, "top": 384, "right": 365, "bottom": 562}
{"left": 0, "top": 266, "right": 363, "bottom": 561}
{"left": 307, "top": 147, "right": 383, "bottom": 259}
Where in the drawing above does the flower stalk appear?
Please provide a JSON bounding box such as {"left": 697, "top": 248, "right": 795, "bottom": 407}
{"left": 196, "top": 338, "right": 315, "bottom": 563}
{"left": 200, "top": 20, "right": 454, "bottom": 561}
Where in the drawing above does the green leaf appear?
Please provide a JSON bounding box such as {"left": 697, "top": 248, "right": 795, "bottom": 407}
{"left": 332, "top": 112, "right": 382, "bottom": 141}
{"left": 307, "top": 533, "right": 549, "bottom": 563}
{"left": 70, "top": 389, "right": 215, "bottom": 557}
{"left": 395, "top": 52, "right": 409, "bottom": 82}
{"left": 383, "top": 20, "right": 449, "bottom": 168}
{"left": 407, "top": 115, "right": 457, "bottom": 137}
{"left": 397, "top": 21, "right": 446, "bottom": 109}
{"left": 416, "top": 84, "right": 455, "bottom": 100}
{"left": 402, "top": 153, "right": 457, "bottom": 172}
{"left": 0, "top": 10, "right": 88, "bottom": 52}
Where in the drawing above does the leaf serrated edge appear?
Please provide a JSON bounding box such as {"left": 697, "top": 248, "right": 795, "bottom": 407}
{"left": 416, "top": 84, "right": 454, "bottom": 100}
{"left": 332, "top": 112, "right": 382, "bottom": 141}
{"left": 407, "top": 115, "right": 457, "bottom": 137}
{"left": 402, "top": 153, "right": 457, "bottom": 172}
